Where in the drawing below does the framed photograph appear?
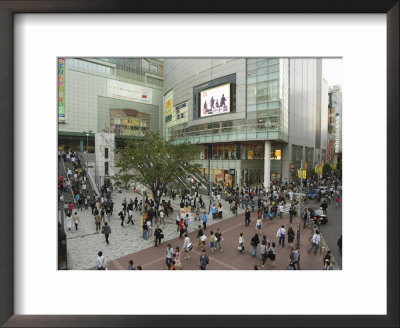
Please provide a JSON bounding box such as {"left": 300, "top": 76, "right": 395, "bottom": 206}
{"left": 0, "top": 1, "right": 398, "bottom": 327}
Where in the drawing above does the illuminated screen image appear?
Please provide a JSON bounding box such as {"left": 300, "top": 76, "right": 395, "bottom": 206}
{"left": 200, "top": 83, "right": 230, "bottom": 117}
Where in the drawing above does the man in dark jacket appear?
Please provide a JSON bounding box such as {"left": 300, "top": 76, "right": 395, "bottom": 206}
{"left": 196, "top": 225, "right": 204, "bottom": 248}
{"left": 245, "top": 208, "right": 251, "bottom": 226}
{"left": 199, "top": 249, "right": 209, "bottom": 270}
{"left": 154, "top": 225, "right": 163, "bottom": 246}
{"left": 102, "top": 222, "right": 111, "bottom": 245}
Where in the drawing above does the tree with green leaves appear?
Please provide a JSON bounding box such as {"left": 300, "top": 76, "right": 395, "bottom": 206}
{"left": 114, "top": 132, "right": 201, "bottom": 208}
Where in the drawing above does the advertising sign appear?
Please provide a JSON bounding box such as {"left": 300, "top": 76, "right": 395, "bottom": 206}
{"left": 107, "top": 79, "right": 152, "bottom": 104}
{"left": 58, "top": 58, "right": 65, "bottom": 122}
{"left": 200, "top": 83, "right": 230, "bottom": 117}
{"left": 164, "top": 89, "right": 173, "bottom": 124}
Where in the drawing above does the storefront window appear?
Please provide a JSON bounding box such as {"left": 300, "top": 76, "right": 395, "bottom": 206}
{"left": 241, "top": 143, "right": 264, "bottom": 160}
{"left": 212, "top": 143, "right": 237, "bottom": 160}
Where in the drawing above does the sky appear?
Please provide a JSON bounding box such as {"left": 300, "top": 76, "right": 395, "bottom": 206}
{"left": 322, "top": 58, "right": 343, "bottom": 88}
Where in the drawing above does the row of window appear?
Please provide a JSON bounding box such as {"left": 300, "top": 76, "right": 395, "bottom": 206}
{"left": 69, "top": 58, "right": 115, "bottom": 75}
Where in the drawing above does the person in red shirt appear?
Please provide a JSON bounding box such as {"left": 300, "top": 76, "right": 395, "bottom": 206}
{"left": 179, "top": 218, "right": 185, "bottom": 239}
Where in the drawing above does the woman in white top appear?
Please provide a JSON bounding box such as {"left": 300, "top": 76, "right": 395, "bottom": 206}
{"left": 238, "top": 232, "right": 244, "bottom": 253}
{"left": 183, "top": 233, "right": 192, "bottom": 259}
{"left": 66, "top": 214, "right": 72, "bottom": 231}
{"left": 256, "top": 218, "right": 262, "bottom": 235}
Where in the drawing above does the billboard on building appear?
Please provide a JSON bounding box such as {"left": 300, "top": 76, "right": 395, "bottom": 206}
{"left": 200, "top": 83, "right": 231, "bottom": 117}
{"left": 107, "top": 79, "right": 152, "bottom": 104}
{"left": 164, "top": 89, "right": 173, "bottom": 124}
{"left": 58, "top": 58, "right": 65, "bottom": 122}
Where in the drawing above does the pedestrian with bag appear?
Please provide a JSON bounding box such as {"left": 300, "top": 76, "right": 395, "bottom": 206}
{"left": 101, "top": 222, "right": 111, "bottom": 245}
{"left": 215, "top": 228, "right": 223, "bottom": 252}
{"left": 183, "top": 233, "right": 193, "bottom": 259}
{"left": 179, "top": 218, "right": 185, "bottom": 239}
{"left": 209, "top": 231, "right": 217, "bottom": 254}
{"left": 276, "top": 225, "right": 287, "bottom": 247}
{"left": 267, "top": 242, "right": 276, "bottom": 268}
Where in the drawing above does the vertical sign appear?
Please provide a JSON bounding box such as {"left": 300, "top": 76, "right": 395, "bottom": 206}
{"left": 164, "top": 89, "right": 173, "bottom": 124}
{"left": 58, "top": 58, "right": 65, "bottom": 122}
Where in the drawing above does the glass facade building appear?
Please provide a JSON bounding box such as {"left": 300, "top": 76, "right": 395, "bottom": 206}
{"left": 163, "top": 58, "right": 328, "bottom": 188}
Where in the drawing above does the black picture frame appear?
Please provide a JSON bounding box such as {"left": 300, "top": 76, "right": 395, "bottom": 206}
{"left": 0, "top": 1, "right": 398, "bottom": 327}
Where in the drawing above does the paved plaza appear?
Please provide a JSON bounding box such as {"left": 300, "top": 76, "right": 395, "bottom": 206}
{"left": 61, "top": 189, "right": 248, "bottom": 270}
{"left": 60, "top": 188, "right": 332, "bottom": 270}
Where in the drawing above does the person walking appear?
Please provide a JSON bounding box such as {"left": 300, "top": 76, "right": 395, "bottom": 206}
{"left": 337, "top": 235, "right": 342, "bottom": 255}
{"left": 267, "top": 242, "right": 276, "bottom": 268}
{"left": 94, "top": 212, "right": 101, "bottom": 232}
{"left": 260, "top": 241, "right": 267, "bottom": 268}
{"left": 183, "top": 233, "right": 192, "bottom": 260}
{"left": 256, "top": 217, "right": 262, "bottom": 235}
{"left": 179, "top": 218, "right": 185, "bottom": 239}
{"left": 202, "top": 211, "right": 208, "bottom": 230}
{"left": 215, "top": 228, "right": 223, "bottom": 252}
{"left": 294, "top": 246, "right": 301, "bottom": 270}
{"left": 199, "top": 249, "right": 209, "bottom": 270}
{"left": 66, "top": 213, "right": 72, "bottom": 231}
{"left": 245, "top": 207, "right": 251, "bottom": 226}
{"left": 96, "top": 251, "right": 107, "bottom": 270}
{"left": 154, "top": 225, "right": 163, "bottom": 247}
{"left": 196, "top": 225, "right": 204, "bottom": 248}
{"left": 289, "top": 207, "right": 295, "bottom": 224}
{"left": 302, "top": 207, "right": 308, "bottom": 228}
{"left": 308, "top": 229, "right": 321, "bottom": 255}
{"left": 72, "top": 212, "right": 80, "bottom": 230}
{"left": 174, "top": 247, "right": 182, "bottom": 270}
{"left": 238, "top": 233, "right": 244, "bottom": 253}
{"left": 176, "top": 215, "right": 181, "bottom": 232}
{"left": 102, "top": 222, "right": 111, "bottom": 245}
{"left": 209, "top": 231, "right": 217, "bottom": 254}
{"left": 250, "top": 233, "right": 260, "bottom": 257}
{"left": 143, "top": 219, "right": 149, "bottom": 240}
{"left": 159, "top": 209, "right": 165, "bottom": 225}
{"left": 276, "top": 225, "right": 287, "bottom": 247}
{"left": 165, "top": 244, "right": 174, "bottom": 269}
{"left": 279, "top": 203, "right": 284, "bottom": 219}
{"left": 118, "top": 208, "right": 126, "bottom": 226}
{"left": 127, "top": 209, "right": 134, "bottom": 225}
{"left": 287, "top": 226, "right": 295, "bottom": 249}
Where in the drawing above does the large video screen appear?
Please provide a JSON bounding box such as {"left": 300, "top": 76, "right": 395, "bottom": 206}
{"left": 200, "top": 83, "right": 231, "bottom": 117}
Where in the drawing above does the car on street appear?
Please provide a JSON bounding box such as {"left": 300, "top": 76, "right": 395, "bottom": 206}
{"left": 309, "top": 208, "right": 328, "bottom": 224}
{"left": 308, "top": 189, "right": 319, "bottom": 199}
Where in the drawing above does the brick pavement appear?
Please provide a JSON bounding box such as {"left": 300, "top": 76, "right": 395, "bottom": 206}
{"left": 91, "top": 204, "right": 326, "bottom": 271}
{"left": 62, "top": 189, "right": 265, "bottom": 269}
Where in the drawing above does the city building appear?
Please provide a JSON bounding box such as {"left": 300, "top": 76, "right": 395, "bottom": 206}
{"left": 58, "top": 58, "right": 164, "bottom": 186}
{"left": 328, "top": 85, "right": 343, "bottom": 165}
{"left": 163, "top": 58, "right": 330, "bottom": 188}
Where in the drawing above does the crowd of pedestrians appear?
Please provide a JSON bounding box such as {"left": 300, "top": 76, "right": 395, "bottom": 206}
{"left": 88, "top": 169, "right": 342, "bottom": 271}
